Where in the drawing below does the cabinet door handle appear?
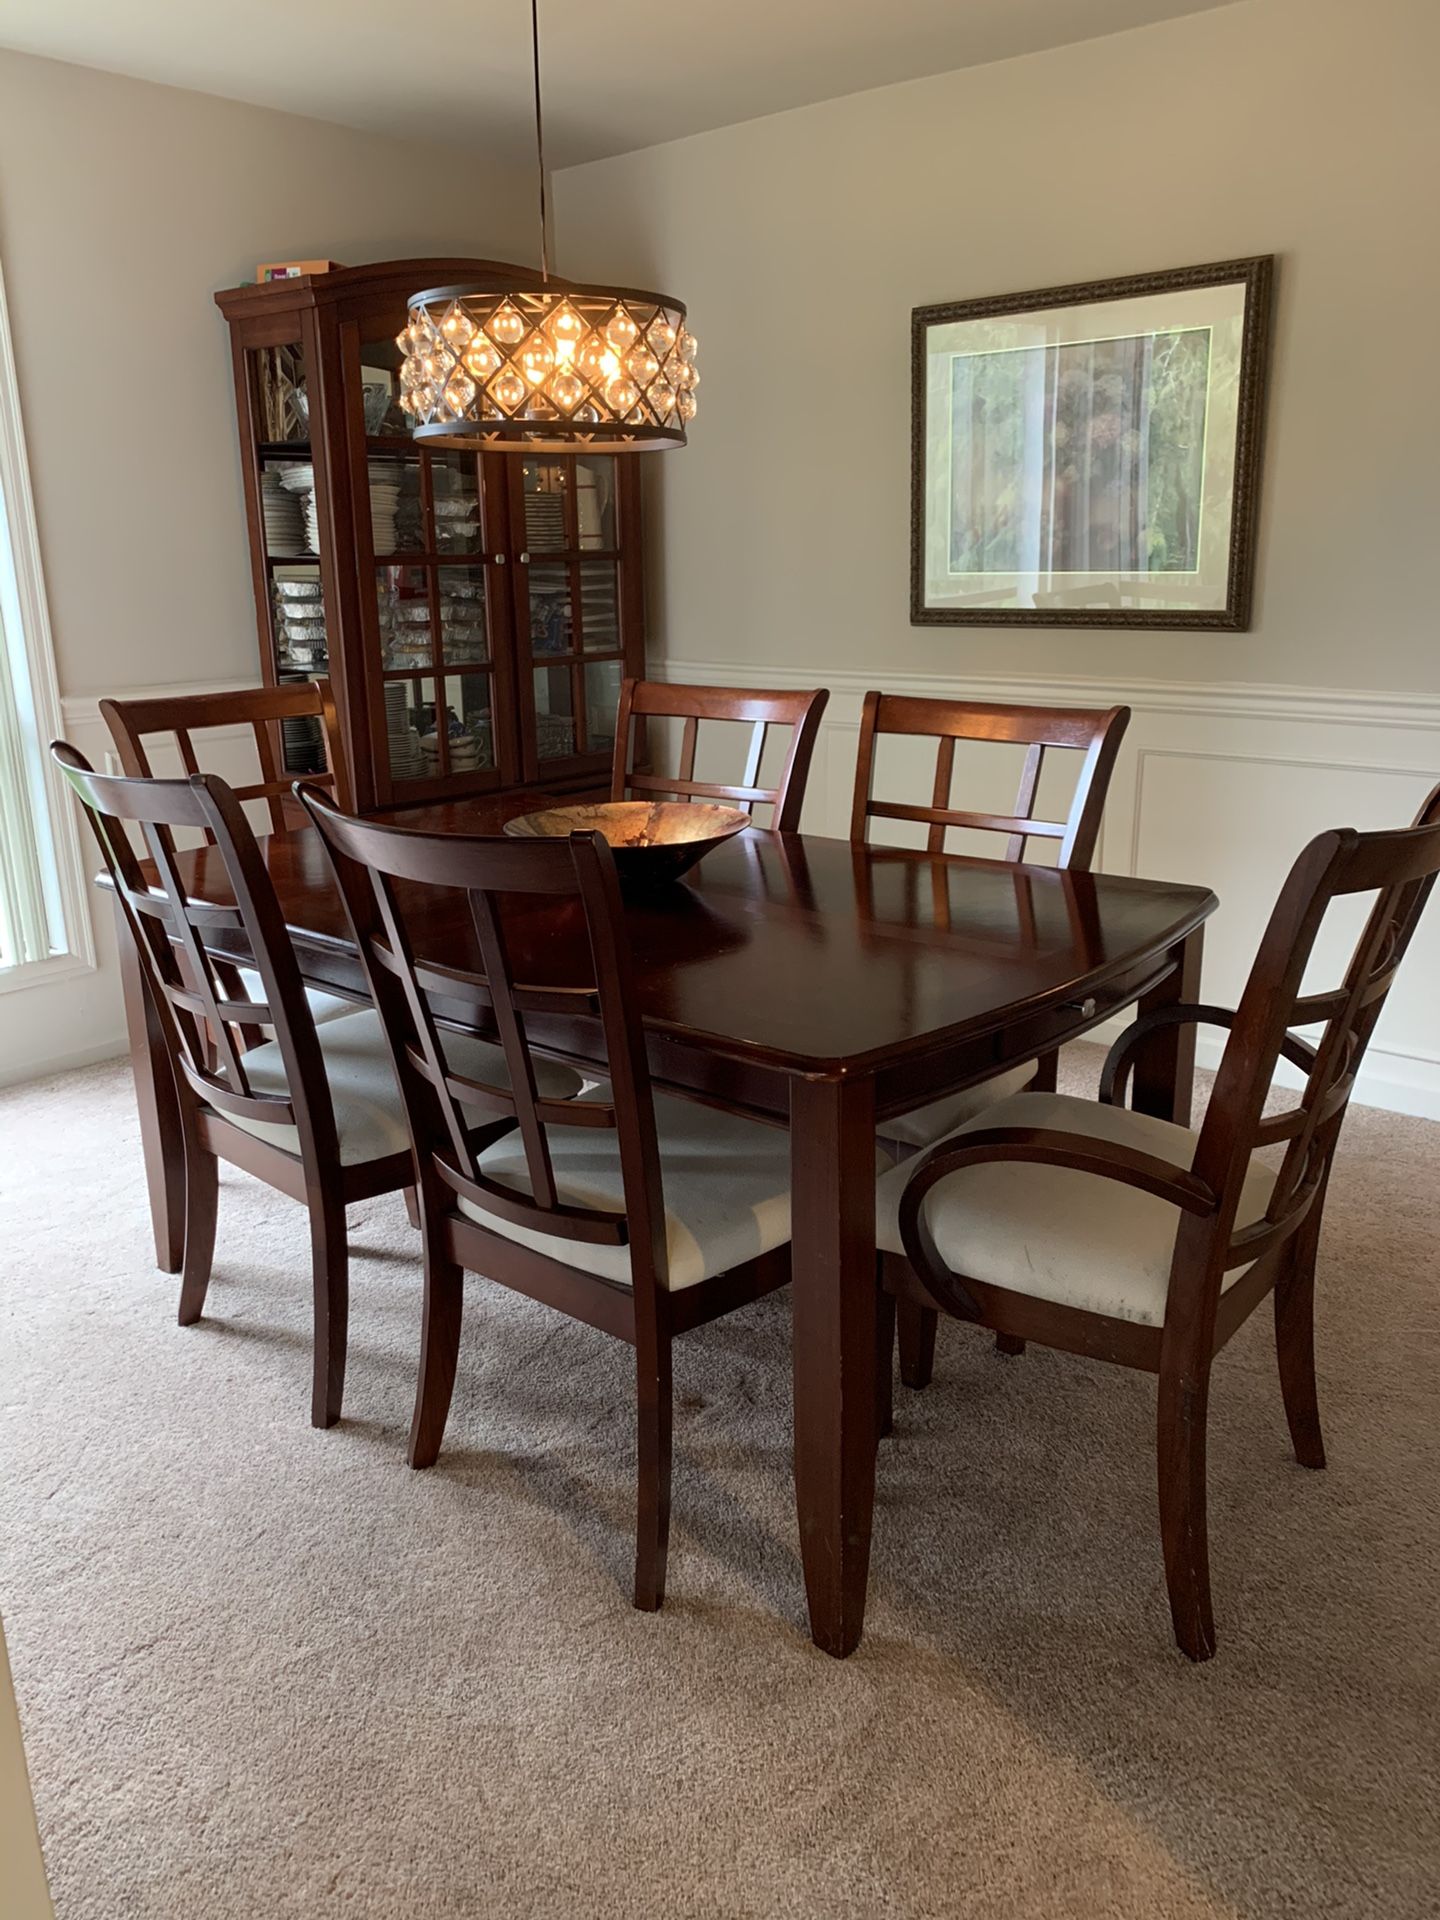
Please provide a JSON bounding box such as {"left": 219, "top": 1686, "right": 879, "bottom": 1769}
{"left": 519, "top": 551, "right": 530, "bottom": 565}
{"left": 493, "top": 553, "right": 506, "bottom": 566}
{"left": 1063, "top": 996, "right": 1098, "bottom": 1019}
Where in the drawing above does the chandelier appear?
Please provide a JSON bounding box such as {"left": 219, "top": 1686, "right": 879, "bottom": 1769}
{"left": 398, "top": 0, "right": 697, "bottom": 453}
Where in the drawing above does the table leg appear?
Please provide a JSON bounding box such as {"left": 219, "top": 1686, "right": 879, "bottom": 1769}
{"left": 117, "top": 899, "right": 185, "bottom": 1273}
{"left": 789, "top": 1072, "right": 878, "bottom": 1658}
{"left": 1131, "top": 925, "right": 1204, "bottom": 1126}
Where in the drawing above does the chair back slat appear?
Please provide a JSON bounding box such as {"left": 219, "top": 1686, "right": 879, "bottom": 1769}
{"left": 300, "top": 788, "right": 672, "bottom": 1290}
{"left": 851, "top": 694, "right": 1130, "bottom": 868}
{"left": 51, "top": 743, "right": 341, "bottom": 1164}
{"left": 611, "top": 678, "right": 828, "bottom": 832}
{"left": 1194, "top": 783, "right": 1440, "bottom": 1258}
{"left": 101, "top": 682, "right": 350, "bottom": 843}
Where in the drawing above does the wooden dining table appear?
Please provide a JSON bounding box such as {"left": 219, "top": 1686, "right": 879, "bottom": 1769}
{"left": 115, "top": 793, "right": 1215, "bottom": 1657}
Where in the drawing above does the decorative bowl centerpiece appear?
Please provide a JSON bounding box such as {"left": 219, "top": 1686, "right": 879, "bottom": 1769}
{"left": 503, "top": 800, "right": 750, "bottom": 888}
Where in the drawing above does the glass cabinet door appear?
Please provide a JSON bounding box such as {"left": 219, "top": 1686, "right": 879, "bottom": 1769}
{"left": 355, "top": 327, "right": 514, "bottom": 796}
{"left": 510, "top": 455, "right": 632, "bottom": 782}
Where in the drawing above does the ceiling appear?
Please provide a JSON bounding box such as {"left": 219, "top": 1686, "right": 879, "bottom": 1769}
{"left": 0, "top": 1, "right": 1239, "bottom": 170}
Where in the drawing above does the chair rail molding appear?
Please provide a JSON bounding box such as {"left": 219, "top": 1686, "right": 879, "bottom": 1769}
{"left": 653, "top": 656, "right": 1440, "bottom": 1120}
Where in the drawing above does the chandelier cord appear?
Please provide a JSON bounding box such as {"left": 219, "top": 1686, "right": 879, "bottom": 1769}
{"left": 530, "top": 0, "right": 550, "bottom": 283}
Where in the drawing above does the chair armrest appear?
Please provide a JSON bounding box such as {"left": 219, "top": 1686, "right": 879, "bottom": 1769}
{"left": 1098, "top": 1004, "right": 1318, "bottom": 1108}
{"left": 895, "top": 1124, "right": 1219, "bottom": 1321}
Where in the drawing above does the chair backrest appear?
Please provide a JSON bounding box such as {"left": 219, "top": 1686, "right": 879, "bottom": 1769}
{"left": 51, "top": 743, "right": 339, "bottom": 1163}
{"left": 297, "top": 787, "right": 672, "bottom": 1296}
{"left": 1194, "top": 782, "right": 1440, "bottom": 1265}
{"left": 101, "top": 681, "right": 349, "bottom": 841}
{"left": 610, "top": 678, "right": 829, "bottom": 833}
{"left": 850, "top": 694, "right": 1130, "bottom": 867}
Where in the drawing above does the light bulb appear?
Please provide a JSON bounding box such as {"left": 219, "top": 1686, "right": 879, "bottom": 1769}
{"left": 550, "top": 304, "right": 584, "bottom": 349}
{"left": 599, "top": 349, "right": 621, "bottom": 381}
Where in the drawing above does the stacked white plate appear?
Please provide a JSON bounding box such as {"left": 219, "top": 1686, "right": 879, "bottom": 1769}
{"left": 275, "top": 463, "right": 319, "bottom": 557}
{"left": 273, "top": 578, "right": 327, "bottom": 669}
{"left": 261, "top": 470, "right": 305, "bottom": 557}
{"left": 384, "top": 683, "right": 424, "bottom": 782}
{"left": 368, "top": 460, "right": 404, "bottom": 555}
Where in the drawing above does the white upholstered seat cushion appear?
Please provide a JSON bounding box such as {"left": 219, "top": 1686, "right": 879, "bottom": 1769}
{"left": 459, "top": 1093, "right": 869, "bottom": 1293}
{"left": 235, "top": 966, "right": 357, "bottom": 1028}
{"left": 215, "top": 1009, "right": 587, "bottom": 1167}
{"left": 876, "top": 1090, "right": 1277, "bottom": 1327}
{"left": 880, "top": 1061, "right": 1036, "bottom": 1149}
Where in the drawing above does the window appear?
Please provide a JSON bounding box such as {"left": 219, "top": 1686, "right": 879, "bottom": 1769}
{"left": 0, "top": 255, "right": 91, "bottom": 986}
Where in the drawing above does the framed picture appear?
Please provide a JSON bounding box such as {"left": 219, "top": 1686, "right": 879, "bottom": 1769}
{"left": 911, "top": 256, "right": 1274, "bottom": 630}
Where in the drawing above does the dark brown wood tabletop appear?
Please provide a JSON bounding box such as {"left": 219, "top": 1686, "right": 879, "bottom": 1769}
{"left": 113, "top": 794, "right": 1215, "bottom": 1655}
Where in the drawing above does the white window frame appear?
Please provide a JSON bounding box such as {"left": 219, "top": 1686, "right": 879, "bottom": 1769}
{"left": 0, "top": 252, "right": 94, "bottom": 992}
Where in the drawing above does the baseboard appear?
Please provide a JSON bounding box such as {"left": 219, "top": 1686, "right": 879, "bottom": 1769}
{"left": 0, "top": 1032, "right": 129, "bottom": 1090}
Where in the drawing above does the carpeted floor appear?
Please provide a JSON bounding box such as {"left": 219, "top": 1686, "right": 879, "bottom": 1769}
{"left": 1, "top": 1044, "right": 1436, "bottom": 1919}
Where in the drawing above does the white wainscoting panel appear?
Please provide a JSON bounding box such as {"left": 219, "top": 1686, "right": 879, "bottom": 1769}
{"left": 651, "top": 661, "right": 1440, "bottom": 1118}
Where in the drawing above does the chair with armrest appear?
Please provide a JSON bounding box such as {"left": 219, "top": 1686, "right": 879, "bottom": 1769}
{"left": 876, "top": 782, "right": 1440, "bottom": 1658}
{"left": 610, "top": 678, "right": 829, "bottom": 832}
{"left": 853, "top": 693, "right": 1130, "bottom": 1370}
{"left": 298, "top": 784, "right": 856, "bottom": 1611}
{"left": 51, "top": 744, "right": 585, "bottom": 1429}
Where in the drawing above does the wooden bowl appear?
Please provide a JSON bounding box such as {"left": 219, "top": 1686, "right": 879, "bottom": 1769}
{"left": 503, "top": 799, "right": 750, "bottom": 887}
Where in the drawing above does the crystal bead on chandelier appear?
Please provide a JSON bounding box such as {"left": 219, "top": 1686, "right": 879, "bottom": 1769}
{"left": 399, "top": 0, "right": 696, "bottom": 453}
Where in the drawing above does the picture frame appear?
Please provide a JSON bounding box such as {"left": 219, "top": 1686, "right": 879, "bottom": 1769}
{"left": 910, "top": 256, "right": 1274, "bottom": 630}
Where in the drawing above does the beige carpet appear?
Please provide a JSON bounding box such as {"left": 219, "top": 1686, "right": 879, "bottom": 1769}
{"left": 1, "top": 1045, "right": 1436, "bottom": 1919}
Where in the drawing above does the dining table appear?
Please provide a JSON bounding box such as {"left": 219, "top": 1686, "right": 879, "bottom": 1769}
{"left": 113, "top": 793, "right": 1215, "bottom": 1657}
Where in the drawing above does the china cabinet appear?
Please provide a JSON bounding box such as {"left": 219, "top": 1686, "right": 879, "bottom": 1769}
{"left": 216, "top": 259, "right": 646, "bottom": 813}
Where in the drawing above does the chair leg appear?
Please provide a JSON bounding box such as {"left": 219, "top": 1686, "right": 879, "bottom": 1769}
{"left": 1274, "top": 1224, "right": 1326, "bottom": 1470}
{"left": 403, "top": 1186, "right": 421, "bottom": 1229}
{"left": 408, "top": 1234, "right": 465, "bottom": 1470}
{"left": 308, "top": 1189, "right": 349, "bottom": 1430}
{"left": 1156, "top": 1361, "right": 1216, "bottom": 1661}
{"left": 876, "top": 1282, "right": 895, "bottom": 1441}
{"left": 176, "top": 1138, "right": 218, "bottom": 1326}
{"left": 633, "top": 1327, "right": 673, "bottom": 1612}
{"left": 897, "top": 1299, "right": 937, "bottom": 1389}
{"left": 995, "top": 1333, "right": 1026, "bottom": 1357}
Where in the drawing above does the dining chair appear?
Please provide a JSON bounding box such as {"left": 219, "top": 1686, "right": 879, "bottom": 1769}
{"left": 854, "top": 694, "right": 1130, "bottom": 1370}
{"left": 101, "top": 681, "right": 357, "bottom": 1027}
{"left": 876, "top": 783, "right": 1440, "bottom": 1659}
{"left": 52, "top": 744, "right": 587, "bottom": 1429}
{"left": 610, "top": 678, "right": 829, "bottom": 832}
{"left": 299, "top": 784, "right": 831, "bottom": 1612}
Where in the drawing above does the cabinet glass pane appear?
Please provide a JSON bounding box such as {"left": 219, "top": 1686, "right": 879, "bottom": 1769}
{"left": 575, "top": 460, "right": 617, "bottom": 550}
{"left": 584, "top": 660, "right": 622, "bottom": 756}
{"left": 430, "top": 452, "right": 482, "bottom": 554}
{"left": 436, "top": 565, "right": 488, "bottom": 665}
{"left": 527, "top": 562, "right": 573, "bottom": 655}
{"left": 523, "top": 462, "right": 569, "bottom": 552}
{"left": 533, "top": 667, "right": 577, "bottom": 760}
{"left": 252, "top": 343, "right": 309, "bottom": 445}
{"left": 272, "top": 567, "right": 327, "bottom": 674}
{"left": 578, "top": 559, "right": 619, "bottom": 652}
{"left": 379, "top": 565, "right": 432, "bottom": 670}
{"left": 384, "top": 676, "right": 434, "bottom": 783}
{"left": 354, "top": 346, "right": 409, "bottom": 436}
{"left": 455, "top": 672, "right": 496, "bottom": 770}
{"left": 367, "top": 455, "right": 415, "bottom": 560}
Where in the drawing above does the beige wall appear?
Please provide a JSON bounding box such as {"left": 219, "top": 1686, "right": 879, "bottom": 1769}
{"left": 1, "top": 1616, "right": 52, "bottom": 1918}
{"left": 0, "top": 52, "right": 534, "bottom": 1083}
{"left": 0, "top": 49, "right": 535, "bottom": 703}
{"left": 553, "top": 0, "right": 1439, "bottom": 695}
